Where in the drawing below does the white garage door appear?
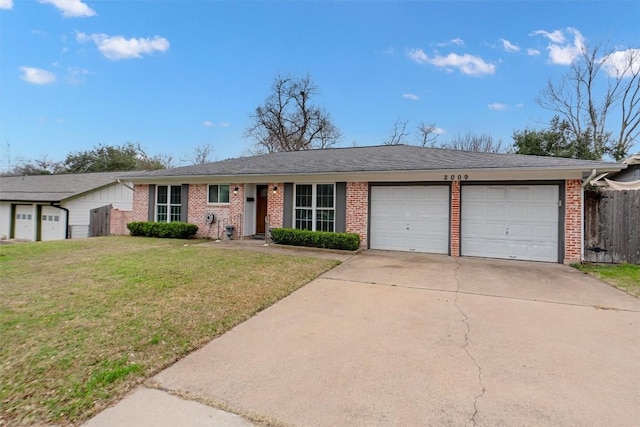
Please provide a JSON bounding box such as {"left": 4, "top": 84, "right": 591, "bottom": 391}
{"left": 370, "top": 186, "right": 449, "bottom": 253}
{"left": 41, "top": 206, "right": 66, "bottom": 241}
{"left": 461, "top": 185, "right": 559, "bottom": 262}
{"left": 14, "top": 205, "right": 35, "bottom": 241}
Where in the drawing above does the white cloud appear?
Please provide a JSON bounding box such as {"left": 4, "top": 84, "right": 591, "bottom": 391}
{"left": 488, "top": 103, "right": 507, "bottom": 111}
{"left": 601, "top": 48, "right": 640, "bottom": 78}
{"left": 203, "top": 121, "right": 230, "bottom": 128}
{"left": 499, "top": 38, "right": 520, "bottom": 53}
{"left": 530, "top": 29, "right": 565, "bottom": 44}
{"left": 402, "top": 93, "right": 419, "bottom": 101}
{"left": 0, "top": 0, "right": 13, "bottom": 9}
{"left": 527, "top": 48, "right": 541, "bottom": 56}
{"left": 76, "top": 32, "right": 170, "bottom": 60}
{"left": 39, "top": 0, "right": 95, "bottom": 17}
{"left": 408, "top": 49, "right": 496, "bottom": 76}
{"left": 65, "top": 67, "right": 90, "bottom": 84}
{"left": 531, "top": 27, "right": 585, "bottom": 65}
{"left": 436, "top": 38, "right": 464, "bottom": 47}
{"left": 19, "top": 66, "right": 56, "bottom": 84}
{"left": 433, "top": 127, "right": 446, "bottom": 135}
{"left": 381, "top": 46, "right": 395, "bottom": 56}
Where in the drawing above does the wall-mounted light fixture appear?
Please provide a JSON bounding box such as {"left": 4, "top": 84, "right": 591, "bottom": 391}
{"left": 272, "top": 186, "right": 278, "bottom": 194}
{"left": 233, "top": 186, "right": 239, "bottom": 194}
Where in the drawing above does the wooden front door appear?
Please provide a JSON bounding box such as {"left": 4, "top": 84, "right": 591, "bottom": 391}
{"left": 256, "top": 185, "right": 268, "bottom": 234}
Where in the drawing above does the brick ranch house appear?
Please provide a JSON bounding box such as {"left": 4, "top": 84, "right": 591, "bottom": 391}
{"left": 125, "top": 145, "right": 625, "bottom": 264}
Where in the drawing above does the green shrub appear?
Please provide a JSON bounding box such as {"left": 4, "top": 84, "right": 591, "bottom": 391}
{"left": 270, "top": 228, "right": 360, "bottom": 251}
{"left": 126, "top": 221, "right": 198, "bottom": 239}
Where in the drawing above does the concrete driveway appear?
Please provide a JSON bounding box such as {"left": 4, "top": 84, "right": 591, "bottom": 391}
{"left": 86, "top": 251, "right": 640, "bottom": 427}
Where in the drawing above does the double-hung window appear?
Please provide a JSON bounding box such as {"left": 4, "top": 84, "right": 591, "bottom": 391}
{"left": 294, "top": 184, "right": 335, "bottom": 232}
{"left": 208, "top": 184, "right": 230, "bottom": 204}
{"left": 156, "top": 185, "right": 182, "bottom": 222}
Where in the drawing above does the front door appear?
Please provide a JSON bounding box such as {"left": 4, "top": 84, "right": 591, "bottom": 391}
{"left": 255, "top": 185, "right": 268, "bottom": 234}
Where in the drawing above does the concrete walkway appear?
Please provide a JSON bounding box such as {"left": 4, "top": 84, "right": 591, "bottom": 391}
{"left": 84, "top": 251, "right": 640, "bottom": 427}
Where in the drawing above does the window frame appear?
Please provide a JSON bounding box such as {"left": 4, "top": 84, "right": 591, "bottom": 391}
{"left": 156, "top": 185, "right": 182, "bottom": 223}
{"left": 207, "top": 184, "right": 231, "bottom": 204}
{"left": 293, "top": 183, "right": 336, "bottom": 232}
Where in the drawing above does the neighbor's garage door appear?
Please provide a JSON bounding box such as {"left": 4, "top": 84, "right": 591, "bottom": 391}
{"left": 370, "top": 186, "right": 449, "bottom": 253}
{"left": 461, "top": 185, "right": 559, "bottom": 262}
{"left": 41, "top": 206, "right": 66, "bottom": 241}
{"left": 14, "top": 205, "right": 35, "bottom": 241}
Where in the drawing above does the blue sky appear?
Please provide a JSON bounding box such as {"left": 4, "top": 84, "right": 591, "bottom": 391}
{"left": 1, "top": 0, "right": 638, "bottom": 169}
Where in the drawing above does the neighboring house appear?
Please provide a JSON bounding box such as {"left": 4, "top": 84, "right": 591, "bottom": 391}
{"left": 126, "top": 145, "right": 625, "bottom": 264}
{"left": 591, "top": 154, "right": 640, "bottom": 190}
{"left": 0, "top": 172, "right": 136, "bottom": 241}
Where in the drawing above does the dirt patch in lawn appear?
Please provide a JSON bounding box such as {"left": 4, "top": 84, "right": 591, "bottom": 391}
{"left": 0, "top": 236, "right": 339, "bottom": 426}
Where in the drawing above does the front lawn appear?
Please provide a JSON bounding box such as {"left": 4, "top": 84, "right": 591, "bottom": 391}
{"left": 0, "top": 237, "right": 339, "bottom": 426}
{"left": 573, "top": 263, "right": 640, "bottom": 298}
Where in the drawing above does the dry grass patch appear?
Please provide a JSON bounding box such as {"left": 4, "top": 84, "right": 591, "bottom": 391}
{"left": 0, "top": 237, "right": 339, "bottom": 426}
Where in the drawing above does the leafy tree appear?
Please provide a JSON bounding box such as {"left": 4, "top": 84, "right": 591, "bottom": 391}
{"left": 537, "top": 45, "right": 640, "bottom": 160}
{"left": 64, "top": 143, "right": 168, "bottom": 173}
{"left": 3, "top": 156, "right": 65, "bottom": 176}
{"left": 245, "top": 74, "right": 342, "bottom": 153}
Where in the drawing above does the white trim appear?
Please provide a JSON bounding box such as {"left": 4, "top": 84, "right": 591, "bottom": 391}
{"left": 156, "top": 185, "right": 182, "bottom": 223}
{"left": 293, "top": 183, "right": 336, "bottom": 232}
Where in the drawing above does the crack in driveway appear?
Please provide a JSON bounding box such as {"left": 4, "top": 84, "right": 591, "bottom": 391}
{"left": 453, "top": 259, "right": 486, "bottom": 426}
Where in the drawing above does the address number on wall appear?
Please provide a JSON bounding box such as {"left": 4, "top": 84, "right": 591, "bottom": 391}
{"left": 443, "top": 174, "right": 469, "bottom": 181}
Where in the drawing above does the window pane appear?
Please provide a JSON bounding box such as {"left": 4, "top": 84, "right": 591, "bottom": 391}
{"left": 157, "top": 205, "right": 167, "bottom": 222}
{"left": 170, "top": 186, "right": 182, "bottom": 205}
{"left": 208, "top": 185, "right": 219, "bottom": 203}
{"left": 316, "top": 209, "right": 334, "bottom": 232}
{"left": 219, "top": 185, "right": 230, "bottom": 203}
{"left": 170, "top": 206, "right": 181, "bottom": 222}
{"left": 157, "top": 186, "right": 168, "bottom": 204}
{"left": 295, "top": 208, "right": 313, "bottom": 230}
{"left": 295, "top": 185, "right": 312, "bottom": 207}
{"left": 316, "top": 184, "right": 334, "bottom": 208}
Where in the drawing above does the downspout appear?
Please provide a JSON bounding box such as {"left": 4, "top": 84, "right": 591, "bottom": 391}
{"left": 117, "top": 179, "right": 134, "bottom": 191}
{"left": 580, "top": 169, "right": 597, "bottom": 262}
{"left": 51, "top": 203, "right": 70, "bottom": 239}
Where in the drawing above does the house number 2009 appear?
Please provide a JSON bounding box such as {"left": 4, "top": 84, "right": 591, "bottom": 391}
{"left": 444, "top": 174, "right": 469, "bottom": 181}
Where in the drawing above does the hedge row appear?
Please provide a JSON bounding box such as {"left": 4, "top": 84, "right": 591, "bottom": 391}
{"left": 270, "top": 228, "right": 360, "bottom": 251}
{"left": 127, "top": 221, "right": 198, "bottom": 239}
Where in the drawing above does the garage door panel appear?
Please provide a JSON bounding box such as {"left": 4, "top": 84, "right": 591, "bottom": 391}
{"left": 462, "top": 185, "right": 559, "bottom": 262}
{"left": 370, "top": 186, "right": 449, "bottom": 254}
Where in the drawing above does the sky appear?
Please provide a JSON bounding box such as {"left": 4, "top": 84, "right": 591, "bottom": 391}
{"left": 0, "top": 0, "right": 639, "bottom": 170}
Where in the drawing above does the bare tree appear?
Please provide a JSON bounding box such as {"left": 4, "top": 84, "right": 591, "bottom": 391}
{"left": 245, "top": 74, "right": 342, "bottom": 153}
{"left": 383, "top": 118, "right": 409, "bottom": 145}
{"left": 416, "top": 122, "right": 440, "bottom": 147}
{"left": 443, "top": 132, "right": 504, "bottom": 153}
{"left": 537, "top": 45, "right": 640, "bottom": 160}
{"left": 182, "top": 143, "right": 214, "bottom": 165}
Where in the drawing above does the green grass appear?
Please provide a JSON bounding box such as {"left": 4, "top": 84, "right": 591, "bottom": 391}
{"left": 0, "top": 237, "right": 339, "bottom": 426}
{"left": 572, "top": 263, "right": 640, "bottom": 298}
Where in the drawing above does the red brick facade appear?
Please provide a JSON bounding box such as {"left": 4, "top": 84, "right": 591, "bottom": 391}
{"left": 266, "top": 182, "right": 284, "bottom": 229}
{"left": 450, "top": 180, "right": 460, "bottom": 257}
{"left": 564, "top": 179, "right": 582, "bottom": 263}
{"left": 128, "top": 179, "right": 585, "bottom": 262}
{"left": 110, "top": 208, "right": 132, "bottom": 235}
{"left": 345, "top": 182, "right": 368, "bottom": 248}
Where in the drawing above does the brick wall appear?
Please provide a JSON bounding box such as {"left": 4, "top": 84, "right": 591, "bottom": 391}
{"left": 450, "top": 181, "right": 460, "bottom": 257}
{"left": 346, "top": 182, "right": 368, "bottom": 248}
{"left": 564, "top": 179, "right": 582, "bottom": 263}
{"left": 109, "top": 208, "right": 132, "bottom": 235}
{"left": 228, "top": 183, "right": 244, "bottom": 238}
{"left": 188, "top": 184, "right": 232, "bottom": 239}
{"left": 267, "top": 182, "right": 284, "bottom": 229}
{"left": 132, "top": 184, "right": 149, "bottom": 222}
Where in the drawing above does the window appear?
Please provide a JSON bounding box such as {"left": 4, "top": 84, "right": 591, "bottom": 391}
{"left": 208, "top": 185, "right": 230, "bottom": 204}
{"left": 294, "top": 184, "right": 335, "bottom": 232}
{"left": 157, "top": 185, "right": 182, "bottom": 222}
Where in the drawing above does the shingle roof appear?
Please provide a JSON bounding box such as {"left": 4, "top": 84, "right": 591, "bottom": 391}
{"left": 128, "top": 145, "right": 623, "bottom": 178}
{"left": 0, "top": 171, "right": 140, "bottom": 202}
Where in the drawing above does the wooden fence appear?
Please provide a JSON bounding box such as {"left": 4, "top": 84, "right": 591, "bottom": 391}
{"left": 89, "top": 204, "right": 112, "bottom": 237}
{"left": 584, "top": 190, "right": 640, "bottom": 264}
